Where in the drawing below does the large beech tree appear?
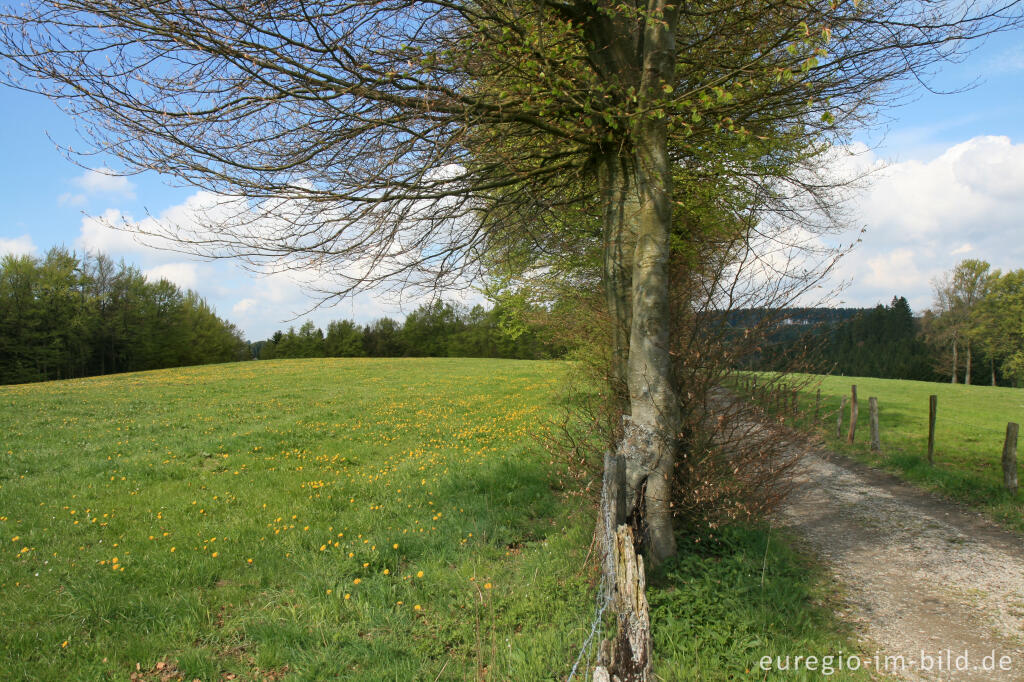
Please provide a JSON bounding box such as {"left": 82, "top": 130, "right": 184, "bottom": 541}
{"left": 2, "top": 0, "right": 1019, "bottom": 561}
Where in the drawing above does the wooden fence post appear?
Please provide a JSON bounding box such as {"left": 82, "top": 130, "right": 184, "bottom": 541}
{"left": 847, "top": 385, "right": 858, "bottom": 443}
{"left": 927, "top": 395, "right": 937, "bottom": 465}
{"left": 1003, "top": 422, "right": 1019, "bottom": 496}
{"left": 836, "top": 397, "right": 846, "bottom": 439}
{"left": 869, "top": 397, "right": 880, "bottom": 452}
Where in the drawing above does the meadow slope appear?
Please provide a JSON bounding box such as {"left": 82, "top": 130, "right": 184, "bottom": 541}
{"left": 0, "top": 358, "right": 593, "bottom": 680}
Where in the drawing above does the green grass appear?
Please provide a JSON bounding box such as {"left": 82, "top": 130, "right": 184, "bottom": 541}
{"left": 0, "top": 358, "right": 594, "bottom": 680}
{"left": 751, "top": 373, "right": 1024, "bottom": 532}
{"left": 649, "top": 525, "right": 876, "bottom": 681}
{"left": 1, "top": 358, "right": 884, "bottom": 680}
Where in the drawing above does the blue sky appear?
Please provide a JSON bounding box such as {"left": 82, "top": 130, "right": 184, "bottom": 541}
{"left": 2, "top": 28, "right": 1024, "bottom": 340}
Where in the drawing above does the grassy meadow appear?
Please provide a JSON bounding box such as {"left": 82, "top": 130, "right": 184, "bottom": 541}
{"left": 769, "top": 374, "right": 1024, "bottom": 531}
{"left": 0, "top": 358, "right": 596, "bottom": 680}
{"left": 0, "top": 357, "right": 882, "bottom": 680}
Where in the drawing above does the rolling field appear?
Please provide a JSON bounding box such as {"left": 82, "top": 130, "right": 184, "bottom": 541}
{"left": 785, "top": 374, "right": 1024, "bottom": 530}
{"left": 1, "top": 358, "right": 884, "bottom": 681}
{"left": 0, "top": 358, "right": 594, "bottom": 680}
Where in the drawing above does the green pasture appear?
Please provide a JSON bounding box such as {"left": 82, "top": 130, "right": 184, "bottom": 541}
{"left": 0, "top": 358, "right": 595, "bottom": 680}
{"left": 751, "top": 373, "right": 1024, "bottom": 531}
{"left": 0, "top": 358, "right": 877, "bottom": 680}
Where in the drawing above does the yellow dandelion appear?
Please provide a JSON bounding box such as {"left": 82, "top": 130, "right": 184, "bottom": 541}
{"left": 383, "top": 568, "right": 390, "bottom": 575}
{"left": 416, "top": 571, "right": 424, "bottom": 578}
{"left": 211, "top": 552, "right": 219, "bottom": 558}
{"left": 414, "top": 604, "right": 422, "bottom": 611}
{"left": 353, "top": 578, "right": 361, "bottom": 585}
{"left": 393, "top": 543, "right": 399, "bottom": 549}
{"left": 484, "top": 583, "right": 492, "bottom": 589}
{"left": 344, "top": 593, "right": 351, "bottom": 600}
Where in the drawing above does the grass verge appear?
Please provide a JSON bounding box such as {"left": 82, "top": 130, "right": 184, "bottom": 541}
{"left": 649, "top": 525, "right": 876, "bottom": 680}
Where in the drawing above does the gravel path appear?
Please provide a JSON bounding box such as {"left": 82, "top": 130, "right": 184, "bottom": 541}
{"left": 778, "top": 441, "right": 1024, "bottom": 680}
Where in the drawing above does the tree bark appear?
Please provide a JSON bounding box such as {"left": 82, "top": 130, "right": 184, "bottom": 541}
{"left": 992, "top": 358, "right": 997, "bottom": 387}
{"left": 599, "top": 153, "right": 638, "bottom": 415}
{"left": 951, "top": 335, "right": 958, "bottom": 384}
{"left": 965, "top": 338, "right": 972, "bottom": 385}
{"left": 590, "top": 0, "right": 681, "bottom": 565}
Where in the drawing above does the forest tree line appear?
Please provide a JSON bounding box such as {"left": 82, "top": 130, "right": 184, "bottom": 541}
{"left": 0, "top": 248, "right": 248, "bottom": 385}
{"left": 254, "top": 299, "right": 567, "bottom": 361}
{"left": 755, "top": 259, "right": 1024, "bottom": 386}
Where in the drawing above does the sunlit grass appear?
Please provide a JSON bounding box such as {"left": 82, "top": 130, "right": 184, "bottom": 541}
{"left": 0, "top": 358, "right": 593, "bottom": 680}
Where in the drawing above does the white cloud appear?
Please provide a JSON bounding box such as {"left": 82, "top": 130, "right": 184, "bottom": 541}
{"left": 233, "top": 298, "right": 259, "bottom": 314}
{"left": 71, "top": 167, "right": 136, "bottom": 199}
{"left": 144, "top": 263, "right": 199, "bottom": 290}
{"left": 0, "top": 234, "right": 38, "bottom": 257}
{"left": 58, "top": 192, "right": 88, "bottom": 207}
{"left": 864, "top": 248, "right": 925, "bottom": 291}
{"left": 76, "top": 209, "right": 156, "bottom": 256}
{"left": 829, "top": 135, "right": 1024, "bottom": 311}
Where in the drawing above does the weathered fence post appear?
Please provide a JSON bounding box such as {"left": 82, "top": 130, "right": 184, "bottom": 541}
{"left": 1003, "top": 422, "right": 1019, "bottom": 496}
{"left": 814, "top": 388, "right": 821, "bottom": 425}
{"left": 836, "top": 397, "right": 846, "bottom": 439}
{"left": 869, "top": 397, "right": 880, "bottom": 452}
{"left": 847, "top": 385, "right": 858, "bottom": 443}
{"left": 593, "top": 524, "right": 652, "bottom": 682}
{"left": 927, "top": 394, "right": 937, "bottom": 465}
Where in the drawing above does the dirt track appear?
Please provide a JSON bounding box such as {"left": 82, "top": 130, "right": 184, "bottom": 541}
{"left": 778, "top": 442, "right": 1024, "bottom": 680}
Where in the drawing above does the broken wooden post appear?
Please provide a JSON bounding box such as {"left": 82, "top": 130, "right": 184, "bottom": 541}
{"left": 927, "top": 394, "right": 937, "bottom": 465}
{"left": 836, "top": 397, "right": 846, "bottom": 439}
{"left": 1003, "top": 422, "right": 1019, "bottom": 496}
{"left": 847, "top": 385, "right": 858, "bottom": 443}
{"left": 869, "top": 397, "right": 880, "bottom": 452}
{"left": 594, "top": 524, "right": 652, "bottom": 682}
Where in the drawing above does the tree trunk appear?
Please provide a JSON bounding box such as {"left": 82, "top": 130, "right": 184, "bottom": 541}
{"left": 624, "top": 130, "right": 678, "bottom": 563}
{"left": 992, "top": 358, "right": 997, "bottom": 387}
{"left": 599, "top": 153, "right": 638, "bottom": 415}
{"left": 965, "top": 338, "right": 972, "bottom": 385}
{"left": 589, "top": 0, "right": 680, "bottom": 567}
{"left": 951, "top": 335, "right": 958, "bottom": 384}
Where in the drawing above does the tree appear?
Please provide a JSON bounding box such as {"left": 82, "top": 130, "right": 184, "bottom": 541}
{"left": 324, "top": 320, "right": 367, "bottom": 358}
{"left": 973, "top": 269, "right": 1024, "bottom": 386}
{"left": 928, "top": 259, "right": 993, "bottom": 384}
{"left": 4, "top": 0, "right": 1019, "bottom": 561}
